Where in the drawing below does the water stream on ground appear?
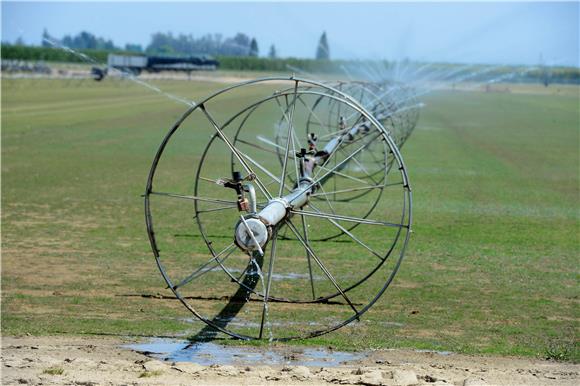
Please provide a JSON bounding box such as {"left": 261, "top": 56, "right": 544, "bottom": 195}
{"left": 126, "top": 339, "right": 364, "bottom": 367}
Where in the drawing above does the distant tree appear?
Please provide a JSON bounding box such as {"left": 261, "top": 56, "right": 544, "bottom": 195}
{"left": 316, "top": 31, "right": 329, "bottom": 60}
{"left": 539, "top": 53, "right": 551, "bottom": 87}
{"left": 268, "top": 44, "right": 277, "bottom": 59}
{"left": 74, "top": 31, "right": 98, "bottom": 49}
{"left": 221, "top": 33, "right": 252, "bottom": 56}
{"left": 125, "top": 43, "right": 143, "bottom": 53}
{"left": 62, "top": 35, "right": 73, "bottom": 47}
{"left": 143, "top": 31, "right": 256, "bottom": 57}
{"left": 99, "top": 38, "right": 116, "bottom": 50}
{"left": 198, "top": 33, "right": 222, "bottom": 54}
{"left": 15, "top": 36, "right": 25, "bottom": 46}
{"left": 41, "top": 29, "right": 51, "bottom": 47}
{"left": 232, "top": 33, "right": 251, "bottom": 48}
{"left": 249, "top": 38, "right": 259, "bottom": 57}
{"left": 50, "top": 31, "right": 102, "bottom": 50}
{"left": 53, "top": 31, "right": 120, "bottom": 50}
{"left": 175, "top": 33, "right": 192, "bottom": 53}
{"left": 146, "top": 32, "right": 175, "bottom": 54}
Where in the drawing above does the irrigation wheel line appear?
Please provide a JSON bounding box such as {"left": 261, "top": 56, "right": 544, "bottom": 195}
{"left": 196, "top": 89, "right": 405, "bottom": 302}
{"left": 273, "top": 81, "right": 406, "bottom": 241}
{"left": 145, "top": 76, "right": 413, "bottom": 340}
{"left": 242, "top": 87, "right": 391, "bottom": 242}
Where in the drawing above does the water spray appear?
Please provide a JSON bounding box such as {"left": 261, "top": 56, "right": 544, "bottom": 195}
{"left": 42, "top": 37, "right": 195, "bottom": 107}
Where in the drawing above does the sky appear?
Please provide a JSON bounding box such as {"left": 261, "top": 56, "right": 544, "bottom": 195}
{"left": 2, "top": 1, "right": 578, "bottom": 67}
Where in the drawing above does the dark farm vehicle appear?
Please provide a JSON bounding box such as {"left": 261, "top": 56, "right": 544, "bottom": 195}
{"left": 92, "top": 54, "right": 219, "bottom": 80}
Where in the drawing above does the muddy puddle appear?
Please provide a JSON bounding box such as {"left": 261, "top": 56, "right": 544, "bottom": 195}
{"left": 126, "top": 338, "right": 364, "bottom": 367}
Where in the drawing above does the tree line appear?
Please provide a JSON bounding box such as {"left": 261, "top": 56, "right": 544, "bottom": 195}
{"left": 144, "top": 32, "right": 262, "bottom": 57}
{"left": 0, "top": 44, "right": 342, "bottom": 73}
{"left": 39, "top": 29, "right": 331, "bottom": 59}
{"left": 2, "top": 44, "right": 579, "bottom": 85}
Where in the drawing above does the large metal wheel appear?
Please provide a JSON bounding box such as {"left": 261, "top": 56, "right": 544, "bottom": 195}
{"left": 145, "top": 77, "right": 413, "bottom": 340}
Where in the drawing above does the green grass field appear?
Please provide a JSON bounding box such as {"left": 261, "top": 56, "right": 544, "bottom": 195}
{"left": 2, "top": 77, "right": 578, "bottom": 361}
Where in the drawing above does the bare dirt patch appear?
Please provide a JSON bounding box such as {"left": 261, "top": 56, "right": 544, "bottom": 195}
{"left": 2, "top": 336, "right": 578, "bottom": 385}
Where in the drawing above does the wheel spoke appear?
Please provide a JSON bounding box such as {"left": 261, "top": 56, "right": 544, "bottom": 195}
{"left": 276, "top": 96, "right": 306, "bottom": 150}
{"left": 317, "top": 127, "right": 350, "bottom": 140}
{"left": 299, "top": 95, "right": 335, "bottom": 132}
{"left": 257, "top": 134, "right": 286, "bottom": 152}
{"left": 313, "top": 129, "right": 381, "bottom": 183}
{"left": 237, "top": 149, "right": 293, "bottom": 193}
{"left": 317, "top": 163, "right": 377, "bottom": 187}
{"left": 237, "top": 138, "right": 283, "bottom": 157}
{"left": 276, "top": 94, "right": 303, "bottom": 153}
{"left": 278, "top": 81, "right": 299, "bottom": 197}
{"left": 309, "top": 181, "right": 403, "bottom": 198}
{"left": 367, "top": 146, "right": 384, "bottom": 164}
{"left": 194, "top": 205, "right": 237, "bottom": 218}
{"left": 291, "top": 209, "right": 406, "bottom": 228}
{"left": 172, "top": 243, "right": 237, "bottom": 290}
{"left": 259, "top": 228, "right": 278, "bottom": 339}
{"left": 150, "top": 191, "right": 237, "bottom": 206}
{"left": 199, "top": 176, "right": 221, "bottom": 184}
{"left": 280, "top": 140, "right": 371, "bottom": 206}
{"left": 338, "top": 148, "right": 378, "bottom": 184}
{"left": 200, "top": 104, "right": 272, "bottom": 200}
{"left": 316, "top": 140, "right": 370, "bottom": 182}
{"left": 256, "top": 133, "right": 300, "bottom": 184}
{"left": 234, "top": 264, "right": 250, "bottom": 282}
{"left": 300, "top": 214, "right": 317, "bottom": 300}
{"left": 309, "top": 203, "right": 383, "bottom": 261}
{"left": 313, "top": 183, "right": 337, "bottom": 215}
{"left": 256, "top": 134, "right": 302, "bottom": 161}
{"left": 345, "top": 104, "right": 371, "bottom": 122}
{"left": 285, "top": 220, "right": 359, "bottom": 315}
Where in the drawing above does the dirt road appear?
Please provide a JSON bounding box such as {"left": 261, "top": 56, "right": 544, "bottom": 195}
{"left": 2, "top": 336, "right": 578, "bottom": 385}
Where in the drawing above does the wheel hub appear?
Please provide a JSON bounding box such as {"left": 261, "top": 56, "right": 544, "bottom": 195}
{"left": 234, "top": 217, "right": 269, "bottom": 252}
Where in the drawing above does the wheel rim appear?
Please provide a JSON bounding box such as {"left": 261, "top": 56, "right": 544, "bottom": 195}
{"left": 145, "top": 77, "right": 413, "bottom": 340}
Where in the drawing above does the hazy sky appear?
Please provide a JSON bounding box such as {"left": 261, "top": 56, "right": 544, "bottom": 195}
{"left": 2, "top": 1, "right": 578, "bottom": 66}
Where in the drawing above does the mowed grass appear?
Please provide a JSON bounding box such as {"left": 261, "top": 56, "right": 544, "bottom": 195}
{"left": 2, "top": 77, "right": 578, "bottom": 361}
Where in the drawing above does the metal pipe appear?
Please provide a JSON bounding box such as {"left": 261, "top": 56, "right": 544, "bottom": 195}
{"left": 234, "top": 179, "right": 314, "bottom": 253}
{"left": 258, "top": 179, "right": 313, "bottom": 226}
